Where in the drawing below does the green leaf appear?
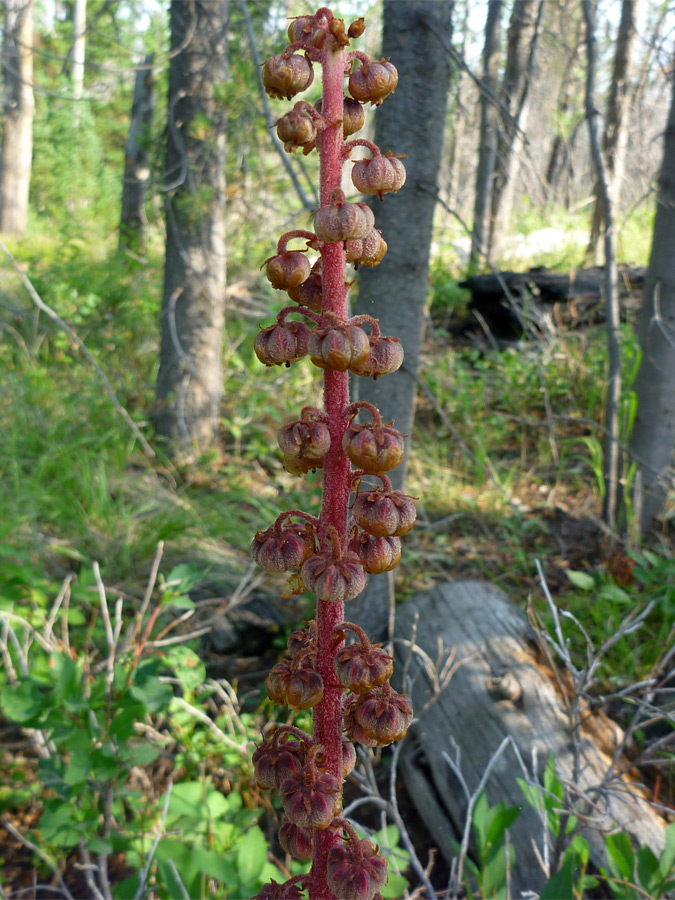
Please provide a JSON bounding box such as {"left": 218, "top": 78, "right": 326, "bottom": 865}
{"left": 541, "top": 853, "right": 576, "bottom": 900}
{"left": 565, "top": 569, "right": 595, "bottom": 591}
{"left": 118, "top": 743, "right": 160, "bottom": 767}
{"left": 111, "top": 874, "right": 141, "bottom": 900}
{"left": 636, "top": 845, "right": 660, "bottom": 893}
{"left": 236, "top": 826, "right": 268, "bottom": 885}
{"left": 0, "top": 681, "right": 47, "bottom": 724}
{"left": 109, "top": 702, "right": 147, "bottom": 741}
{"left": 129, "top": 667, "right": 173, "bottom": 714}
{"left": 471, "top": 792, "right": 489, "bottom": 855}
{"left": 191, "top": 846, "right": 237, "bottom": 882}
{"left": 164, "top": 646, "right": 205, "bottom": 692}
{"left": 486, "top": 803, "right": 522, "bottom": 847}
{"left": 606, "top": 832, "right": 635, "bottom": 882}
{"left": 39, "top": 804, "right": 83, "bottom": 848}
{"left": 660, "top": 822, "right": 675, "bottom": 879}
{"left": 380, "top": 871, "right": 410, "bottom": 898}
{"left": 85, "top": 836, "right": 114, "bottom": 854}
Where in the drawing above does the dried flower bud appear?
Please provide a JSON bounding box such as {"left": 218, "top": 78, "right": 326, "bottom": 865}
{"left": 251, "top": 522, "right": 315, "bottom": 573}
{"left": 287, "top": 621, "right": 316, "bottom": 657}
{"left": 348, "top": 17, "right": 366, "bottom": 39}
{"left": 348, "top": 58, "right": 398, "bottom": 106}
{"left": 265, "top": 659, "right": 293, "bottom": 705}
{"left": 262, "top": 53, "right": 314, "bottom": 100}
{"left": 316, "top": 97, "right": 365, "bottom": 137}
{"left": 352, "top": 487, "right": 417, "bottom": 537}
{"left": 279, "top": 768, "right": 341, "bottom": 829}
{"left": 309, "top": 321, "right": 370, "bottom": 372}
{"left": 278, "top": 418, "right": 331, "bottom": 465}
{"left": 335, "top": 641, "right": 394, "bottom": 693}
{"left": 345, "top": 229, "right": 387, "bottom": 268}
{"left": 253, "top": 735, "right": 306, "bottom": 790}
{"left": 252, "top": 879, "right": 304, "bottom": 900}
{"left": 342, "top": 737, "right": 357, "bottom": 777}
{"left": 343, "top": 421, "right": 405, "bottom": 473}
{"left": 287, "top": 258, "right": 323, "bottom": 311}
{"left": 353, "top": 683, "right": 413, "bottom": 744}
{"left": 343, "top": 697, "right": 385, "bottom": 747}
{"left": 279, "top": 819, "right": 313, "bottom": 860}
{"left": 301, "top": 550, "right": 366, "bottom": 602}
{"left": 288, "top": 15, "right": 315, "bottom": 43}
{"left": 254, "top": 321, "right": 311, "bottom": 367}
{"left": 350, "top": 532, "right": 401, "bottom": 575}
{"left": 314, "top": 192, "right": 374, "bottom": 243}
{"left": 266, "top": 250, "right": 311, "bottom": 290}
{"left": 285, "top": 664, "right": 324, "bottom": 709}
{"left": 349, "top": 335, "right": 403, "bottom": 378}
{"left": 352, "top": 152, "right": 406, "bottom": 200}
{"left": 327, "top": 836, "right": 388, "bottom": 900}
{"left": 276, "top": 105, "right": 318, "bottom": 154}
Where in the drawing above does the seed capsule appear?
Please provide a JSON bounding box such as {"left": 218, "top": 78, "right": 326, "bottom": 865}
{"left": 285, "top": 665, "right": 324, "bottom": 709}
{"left": 343, "top": 697, "right": 384, "bottom": 747}
{"left": 253, "top": 735, "right": 306, "bottom": 790}
{"left": 348, "top": 58, "right": 398, "bottom": 106}
{"left": 334, "top": 641, "right": 394, "bottom": 693}
{"left": 276, "top": 104, "right": 318, "bottom": 154}
{"left": 349, "top": 335, "right": 403, "bottom": 378}
{"left": 352, "top": 152, "right": 406, "bottom": 200}
{"left": 314, "top": 193, "right": 374, "bottom": 243}
{"left": 279, "top": 819, "right": 313, "bottom": 860}
{"left": 262, "top": 53, "right": 314, "bottom": 101}
{"left": 350, "top": 532, "right": 401, "bottom": 575}
{"left": 345, "top": 229, "right": 387, "bottom": 268}
{"left": 254, "top": 321, "right": 310, "bottom": 367}
{"left": 353, "top": 683, "right": 413, "bottom": 744}
{"left": 315, "top": 97, "right": 365, "bottom": 137}
{"left": 301, "top": 550, "right": 366, "bottom": 603}
{"left": 287, "top": 258, "right": 323, "bottom": 311}
{"left": 279, "top": 768, "right": 341, "bottom": 829}
{"left": 352, "top": 487, "right": 417, "bottom": 536}
{"left": 251, "top": 522, "right": 315, "bottom": 573}
{"left": 287, "top": 15, "right": 315, "bottom": 43}
{"left": 266, "top": 250, "right": 311, "bottom": 290}
{"left": 252, "top": 879, "right": 304, "bottom": 900}
{"left": 309, "top": 321, "right": 370, "bottom": 372}
{"left": 278, "top": 417, "right": 330, "bottom": 466}
{"left": 327, "top": 836, "right": 388, "bottom": 900}
{"left": 343, "top": 421, "right": 405, "bottom": 473}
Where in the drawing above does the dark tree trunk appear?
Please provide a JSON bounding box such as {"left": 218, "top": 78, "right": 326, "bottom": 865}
{"left": 119, "top": 54, "right": 155, "bottom": 250}
{"left": 470, "top": 0, "right": 502, "bottom": 267}
{"left": 349, "top": 0, "right": 453, "bottom": 637}
{"left": 153, "top": 1, "right": 228, "bottom": 461}
{"left": 0, "top": 0, "right": 34, "bottom": 235}
{"left": 587, "top": 0, "right": 640, "bottom": 261}
{"left": 629, "top": 57, "right": 675, "bottom": 533}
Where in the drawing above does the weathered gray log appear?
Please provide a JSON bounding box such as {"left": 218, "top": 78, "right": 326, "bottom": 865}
{"left": 394, "top": 581, "right": 667, "bottom": 896}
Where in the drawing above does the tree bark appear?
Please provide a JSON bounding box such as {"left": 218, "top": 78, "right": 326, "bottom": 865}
{"left": 0, "top": 0, "right": 34, "bottom": 236}
{"left": 488, "top": 0, "right": 544, "bottom": 264}
{"left": 72, "top": 0, "right": 86, "bottom": 102}
{"left": 587, "top": 0, "right": 640, "bottom": 262}
{"left": 153, "top": 0, "right": 228, "bottom": 461}
{"left": 629, "top": 56, "right": 675, "bottom": 533}
{"left": 119, "top": 54, "right": 155, "bottom": 250}
{"left": 469, "top": 0, "right": 502, "bottom": 268}
{"left": 583, "top": 0, "right": 621, "bottom": 528}
{"left": 348, "top": 0, "right": 453, "bottom": 637}
{"left": 446, "top": 0, "right": 469, "bottom": 211}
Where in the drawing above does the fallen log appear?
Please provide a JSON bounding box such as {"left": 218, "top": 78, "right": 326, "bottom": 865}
{"left": 393, "top": 581, "right": 667, "bottom": 896}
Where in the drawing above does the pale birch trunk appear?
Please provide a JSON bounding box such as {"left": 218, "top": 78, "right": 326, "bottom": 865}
{"left": 0, "top": 0, "right": 34, "bottom": 235}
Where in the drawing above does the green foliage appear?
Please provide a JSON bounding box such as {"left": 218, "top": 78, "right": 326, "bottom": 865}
{"left": 462, "top": 793, "right": 521, "bottom": 899}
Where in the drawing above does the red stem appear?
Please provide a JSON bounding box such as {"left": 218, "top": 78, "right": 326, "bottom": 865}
{"left": 310, "top": 37, "right": 351, "bottom": 900}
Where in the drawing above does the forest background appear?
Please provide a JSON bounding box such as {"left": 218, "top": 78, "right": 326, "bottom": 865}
{"left": 1, "top": 0, "right": 675, "bottom": 897}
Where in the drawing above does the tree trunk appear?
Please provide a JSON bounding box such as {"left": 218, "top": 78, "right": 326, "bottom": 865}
{"left": 348, "top": 0, "right": 453, "bottom": 638}
{"left": 488, "top": 0, "right": 544, "bottom": 264}
{"left": 583, "top": 0, "right": 621, "bottom": 528}
{"left": 153, "top": 1, "right": 228, "bottom": 461}
{"left": 587, "top": 0, "right": 640, "bottom": 262}
{"left": 629, "top": 56, "right": 675, "bottom": 533}
{"left": 470, "top": 0, "right": 502, "bottom": 268}
{"left": 447, "top": 0, "right": 469, "bottom": 211}
{"left": 72, "top": 0, "right": 86, "bottom": 103}
{"left": 0, "top": 0, "right": 34, "bottom": 236}
{"left": 119, "top": 54, "right": 155, "bottom": 250}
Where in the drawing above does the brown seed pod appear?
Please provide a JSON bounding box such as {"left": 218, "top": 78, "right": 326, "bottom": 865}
{"left": 349, "top": 532, "right": 401, "bottom": 575}
{"left": 309, "top": 321, "right": 370, "bottom": 372}
{"left": 279, "top": 819, "right": 313, "bottom": 860}
{"left": 285, "top": 664, "right": 324, "bottom": 709}
{"left": 252, "top": 735, "right": 306, "bottom": 790}
{"left": 262, "top": 53, "right": 314, "bottom": 101}
{"left": 265, "top": 659, "right": 293, "bottom": 705}
{"left": 287, "top": 15, "right": 315, "bottom": 43}
{"left": 265, "top": 250, "right": 311, "bottom": 290}
{"left": 348, "top": 58, "right": 398, "bottom": 106}
{"left": 287, "top": 258, "right": 323, "bottom": 311}
{"left": 352, "top": 486, "right": 417, "bottom": 537}
{"left": 254, "top": 321, "right": 311, "bottom": 367}
{"left": 345, "top": 229, "right": 387, "bottom": 268}
{"left": 343, "top": 696, "right": 385, "bottom": 747}
{"left": 251, "top": 522, "right": 316, "bottom": 573}
{"left": 327, "top": 834, "right": 388, "bottom": 900}
{"left": 334, "top": 641, "right": 394, "bottom": 693}
{"left": 343, "top": 421, "right": 405, "bottom": 473}
{"left": 313, "top": 191, "right": 374, "bottom": 243}
{"left": 352, "top": 152, "right": 406, "bottom": 200}
{"left": 353, "top": 682, "right": 413, "bottom": 744}
{"left": 349, "top": 335, "right": 403, "bottom": 378}
{"left": 279, "top": 768, "right": 341, "bottom": 830}
{"left": 278, "top": 417, "right": 331, "bottom": 465}
{"left": 301, "top": 550, "right": 366, "bottom": 603}
{"left": 315, "top": 97, "right": 365, "bottom": 138}
{"left": 276, "top": 103, "right": 318, "bottom": 154}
